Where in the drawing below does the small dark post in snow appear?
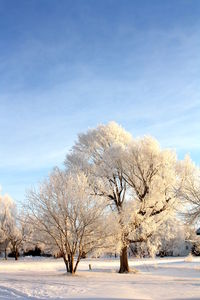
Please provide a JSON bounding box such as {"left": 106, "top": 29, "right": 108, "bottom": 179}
{"left": 89, "top": 264, "right": 92, "bottom": 270}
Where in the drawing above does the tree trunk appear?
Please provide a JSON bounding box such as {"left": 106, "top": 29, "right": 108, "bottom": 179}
{"left": 15, "top": 248, "right": 19, "bottom": 261}
{"left": 69, "top": 255, "right": 74, "bottom": 274}
{"left": 74, "top": 254, "right": 81, "bottom": 274}
{"left": 63, "top": 254, "right": 75, "bottom": 274}
{"left": 63, "top": 256, "right": 69, "bottom": 272}
{"left": 119, "top": 245, "right": 129, "bottom": 273}
{"left": 4, "top": 248, "right": 7, "bottom": 260}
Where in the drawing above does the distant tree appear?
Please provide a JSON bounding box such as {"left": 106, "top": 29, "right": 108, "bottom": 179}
{"left": 177, "top": 156, "right": 200, "bottom": 224}
{"left": 0, "top": 194, "right": 16, "bottom": 259}
{"left": 0, "top": 194, "right": 31, "bottom": 260}
{"left": 23, "top": 245, "right": 42, "bottom": 257}
{"left": 135, "top": 216, "right": 192, "bottom": 258}
{"left": 9, "top": 213, "right": 31, "bottom": 260}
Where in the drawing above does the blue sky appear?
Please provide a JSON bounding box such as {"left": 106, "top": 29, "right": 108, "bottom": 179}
{"left": 0, "top": 0, "right": 200, "bottom": 203}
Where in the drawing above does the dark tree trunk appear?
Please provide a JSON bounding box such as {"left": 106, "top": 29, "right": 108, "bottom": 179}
{"left": 63, "top": 256, "right": 69, "bottom": 272}
{"left": 15, "top": 249, "right": 19, "bottom": 260}
{"left": 4, "top": 248, "right": 7, "bottom": 260}
{"left": 63, "top": 254, "right": 75, "bottom": 274}
{"left": 15, "top": 248, "right": 19, "bottom": 260}
{"left": 119, "top": 245, "right": 129, "bottom": 273}
{"left": 69, "top": 255, "right": 74, "bottom": 274}
{"left": 74, "top": 254, "right": 81, "bottom": 273}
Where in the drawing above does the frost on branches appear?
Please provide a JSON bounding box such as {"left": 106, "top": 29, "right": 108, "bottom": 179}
{"left": 2, "top": 122, "right": 199, "bottom": 274}
{"left": 65, "top": 122, "right": 132, "bottom": 272}
{"left": 26, "top": 169, "right": 113, "bottom": 274}
{"left": 0, "top": 192, "right": 29, "bottom": 259}
{"left": 65, "top": 122, "right": 184, "bottom": 273}
{"left": 130, "top": 215, "right": 193, "bottom": 258}
{"left": 177, "top": 155, "right": 200, "bottom": 224}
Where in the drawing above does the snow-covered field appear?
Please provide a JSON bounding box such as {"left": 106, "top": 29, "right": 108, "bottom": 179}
{"left": 0, "top": 257, "right": 200, "bottom": 300}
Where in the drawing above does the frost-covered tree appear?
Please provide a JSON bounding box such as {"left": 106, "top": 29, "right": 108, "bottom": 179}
{"left": 132, "top": 216, "right": 192, "bottom": 258}
{"left": 65, "top": 122, "right": 133, "bottom": 272}
{"left": 121, "top": 137, "right": 179, "bottom": 251}
{"left": 0, "top": 193, "right": 16, "bottom": 259}
{"left": 177, "top": 156, "right": 200, "bottom": 224}
{"left": 0, "top": 193, "right": 30, "bottom": 260}
{"left": 126, "top": 153, "right": 199, "bottom": 259}
{"left": 65, "top": 123, "right": 183, "bottom": 273}
{"left": 157, "top": 217, "right": 193, "bottom": 257}
{"left": 26, "top": 168, "right": 111, "bottom": 274}
{"left": 9, "top": 212, "right": 32, "bottom": 260}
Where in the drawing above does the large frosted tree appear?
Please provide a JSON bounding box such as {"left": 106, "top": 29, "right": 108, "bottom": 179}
{"left": 66, "top": 122, "right": 133, "bottom": 272}
{"left": 65, "top": 122, "right": 182, "bottom": 273}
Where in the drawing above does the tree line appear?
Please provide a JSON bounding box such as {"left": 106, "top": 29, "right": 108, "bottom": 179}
{"left": 1, "top": 122, "right": 200, "bottom": 274}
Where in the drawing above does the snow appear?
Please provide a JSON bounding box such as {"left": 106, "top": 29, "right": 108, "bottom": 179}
{"left": 0, "top": 257, "right": 200, "bottom": 299}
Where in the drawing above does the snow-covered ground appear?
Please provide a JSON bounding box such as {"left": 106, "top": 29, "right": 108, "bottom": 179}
{"left": 0, "top": 256, "right": 200, "bottom": 299}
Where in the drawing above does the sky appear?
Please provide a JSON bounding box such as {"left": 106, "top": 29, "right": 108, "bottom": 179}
{"left": 0, "top": 0, "right": 200, "bottom": 203}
